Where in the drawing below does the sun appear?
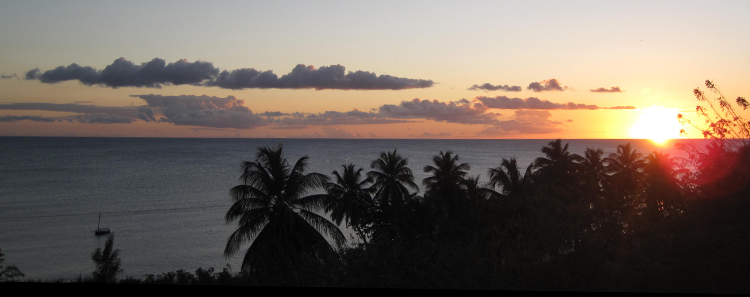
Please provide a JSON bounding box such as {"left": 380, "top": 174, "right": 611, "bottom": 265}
{"left": 629, "top": 106, "right": 683, "bottom": 144}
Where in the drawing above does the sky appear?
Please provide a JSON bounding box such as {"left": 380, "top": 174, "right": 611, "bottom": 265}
{"left": 0, "top": 0, "right": 748, "bottom": 139}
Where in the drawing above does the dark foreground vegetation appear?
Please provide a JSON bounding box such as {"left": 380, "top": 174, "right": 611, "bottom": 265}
{"left": 4, "top": 81, "right": 749, "bottom": 292}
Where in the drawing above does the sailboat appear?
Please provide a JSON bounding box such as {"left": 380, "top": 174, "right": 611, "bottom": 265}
{"left": 95, "top": 211, "right": 111, "bottom": 236}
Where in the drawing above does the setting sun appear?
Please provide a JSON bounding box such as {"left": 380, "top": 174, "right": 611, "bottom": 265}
{"left": 629, "top": 106, "right": 684, "bottom": 144}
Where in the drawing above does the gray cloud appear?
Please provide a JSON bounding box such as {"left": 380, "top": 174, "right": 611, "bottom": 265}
{"left": 378, "top": 98, "right": 500, "bottom": 125}
{"left": 131, "top": 94, "right": 266, "bottom": 129}
{"left": 27, "top": 58, "right": 218, "bottom": 88}
{"left": 0, "top": 114, "right": 133, "bottom": 124}
{"left": 27, "top": 58, "right": 433, "bottom": 90}
{"left": 476, "top": 96, "right": 599, "bottom": 110}
{"left": 0, "top": 115, "right": 59, "bottom": 122}
{"left": 478, "top": 109, "right": 564, "bottom": 136}
{"left": 1, "top": 74, "right": 17, "bottom": 79}
{"left": 321, "top": 127, "right": 362, "bottom": 138}
{"left": 271, "top": 110, "right": 410, "bottom": 129}
{"left": 527, "top": 78, "right": 568, "bottom": 92}
{"left": 208, "top": 64, "right": 433, "bottom": 90}
{"left": 69, "top": 114, "right": 135, "bottom": 124}
{"left": 590, "top": 86, "right": 623, "bottom": 93}
{"left": 0, "top": 102, "right": 140, "bottom": 118}
{"left": 468, "top": 83, "right": 522, "bottom": 92}
{"left": 417, "top": 132, "right": 452, "bottom": 138}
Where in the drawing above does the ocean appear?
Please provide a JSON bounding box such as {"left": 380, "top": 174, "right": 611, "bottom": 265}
{"left": 0, "top": 137, "right": 697, "bottom": 280}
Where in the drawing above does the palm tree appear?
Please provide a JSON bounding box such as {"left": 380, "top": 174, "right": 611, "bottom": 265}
{"left": 533, "top": 139, "right": 584, "bottom": 179}
{"left": 422, "top": 151, "right": 469, "bottom": 198}
{"left": 604, "top": 143, "right": 646, "bottom": 218}
{"left": 423, "top": 151, "right": 473, "bottom": 238}
{"left": 488, "top": 157, "right": 532, "bottom": 199}
{"left": 325, "top": 164, "right": 375, "bottom": 244}
{"left": 91, "top": 234, "right": 122, "bottom": 283}
{"left": 581, "top": 148, "right": 607, "bottom": 200}
{"left": 367, "top": 149, "right": 420, "bottom": 242}
{"left": 643, "top": 151, "right": 681, "bottom": 220}
{"left": 368, "top": 149, "right": 419, "bottom": 208}
{"left": 224, "top": 144, "right": 345, "bottom": 274}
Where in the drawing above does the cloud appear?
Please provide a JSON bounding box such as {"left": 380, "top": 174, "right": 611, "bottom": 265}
{"left": 417, "top": 132, "right": 452, "bottom": 138}
{"left": 27, "top": 58, "right": 434, "bottom": 90}
{"left": 207, "top": 64, "right": 433, "bottom": 90}
{"left": 590, "top": 86, "right": 623, "bottom": 93}
{"left": 1, "top": 74, "right": 17, "bottom": 79}
{"left": 0, "top": 102, "right": 140, "bottom": 118}
{"left": 69, "top": 114, "right": 135, "bottom": 124}
{"left": 476, "top": 96, "right": 599, "bottom": 110}
{"left": 527, "top": 78, "right": 569, "bottom": 92}
{"left": 321, "top": 127, "right": 361, "bottom": 138}
{"left": 606, "top": 106, "right": 637, "bottom": 110}
{"left": 271, "top": 110, "right": 410, "bottom": 129}
{"left": 131, "top": 94, "right": 266, "bottom": 129}
{"left": 378, "top": 98, "right": 500, "bottom": 125}
{"left": 468, "top": 83, "right": 522, "bottom": 92}
{"left": 478, "top": 110, "right": 564, "bottom": 136}
{"left": 261, "top": 111, "right": 289, "bottom": 117}
{"left": 0, "top": 115, "right": 59, "bottom": 122}
{"left": 27, "top": 58, "right": 218, "bottom": 88}
{"left": 0, "top": 113, "right": 133, "bottom": 124}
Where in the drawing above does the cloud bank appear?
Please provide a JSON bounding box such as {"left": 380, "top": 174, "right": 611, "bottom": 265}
{"left": 209, "top": 64, "right": 434, "bottom": 90}
{"left": 26, "top": 58, "right": 434, "bottom": 90}
{"left": 468, "top": 83, "right": 522, "bottom": 92}
{"left": 590, "top": 86, "right": 623, "bottom": 93}
{"left": 476, "top": 96, "right": 599, "bottom": 110}
{"left": 378, "top": 98, "right": 500, "bottom": 125}
{"left": 527, "top": 79, "right": 569, "bottom": 92}
{"left": 478, "top": 110, "right": 564, "bottom": 136}
{"left": 131, "top": 94, "right": 266, "bottom": 129}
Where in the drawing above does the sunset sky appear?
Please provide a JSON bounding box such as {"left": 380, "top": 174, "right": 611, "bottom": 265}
{"left": 1, "top": 0, "right": 748, "bottom": 139}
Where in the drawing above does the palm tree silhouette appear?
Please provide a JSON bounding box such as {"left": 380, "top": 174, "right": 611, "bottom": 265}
{"left": 224, "top": 144, "right": 345, "bottom": 274}
{"left": 325, "top": 164, "right": 375, "bottom": 244}
{"left": 488, "top": 157, "right": 532, "bottom": 199}
{"left": 533, "top": 139, "right": 584, "bottom": 178}
{"left": 604, "top": 143, "right": 645, "bottom": 219}
{"left": 368, "top": 149, "right": 419, "bottom": 208}
{"left": 423, "top": 151, "right": 469, "bottom": 198}
{"left": 367, "top": 149, "right": 419, "bottom": 242}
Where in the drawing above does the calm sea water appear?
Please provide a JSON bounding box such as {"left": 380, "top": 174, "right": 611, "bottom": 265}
{"left": 0, "top": 137, "right": 697, "bottom": 280}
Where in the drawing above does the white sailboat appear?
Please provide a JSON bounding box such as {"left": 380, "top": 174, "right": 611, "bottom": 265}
{"left": 95, "top": 211, "right": 110, "bottom": 236}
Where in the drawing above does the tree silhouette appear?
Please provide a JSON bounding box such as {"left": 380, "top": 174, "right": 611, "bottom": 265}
{"left": 91, "top": 235, "right": 122, "bottom": 283}
{"left": 368, "top": 149, "right": 419, "bottom": 208}
{"left": 224, "top": 144, "right": 345, "bottom": 277}
{"left": 367, "top": 149, "right": 420, "bottom": 242}
{"left": 488, "top": 157, "right": 532, "bottom": 199}
{"left": 325, "top": 164, "right": 375, "bottom": 244}
{"left": 0, "top": 248, "right": 24, "bottom": 282}
{"left": 423, "top": 151, "right": 472, "bottom": 239}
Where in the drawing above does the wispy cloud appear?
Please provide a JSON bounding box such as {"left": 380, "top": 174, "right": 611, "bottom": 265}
{"left": 26, "top": 58, "right": 434, "bottom": 90}
{"left": 468, "top": 83, "right": 522, "bottom": 92}
{"left": 378, "top": 98, "right": 500, "bottom": 125}
{"left": 527, "top": 78, "right": 569, "bottom": 92}
{"left": 130, "top": 94, "right": 266, "bottom": 129}
{"left": 1, "top": 74, "right": 17, "bottom": 79}
{"left": 476, "top": 96, "right": 599, "bottom": 110}
{"left": 478, "top": 110, "right": 564, "bottom": 136}
{"left": 590, "top": 86, "right": 623, "bottom": 93}
{"left": 0, "top": 115, "right": 59, "bottom": 122}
